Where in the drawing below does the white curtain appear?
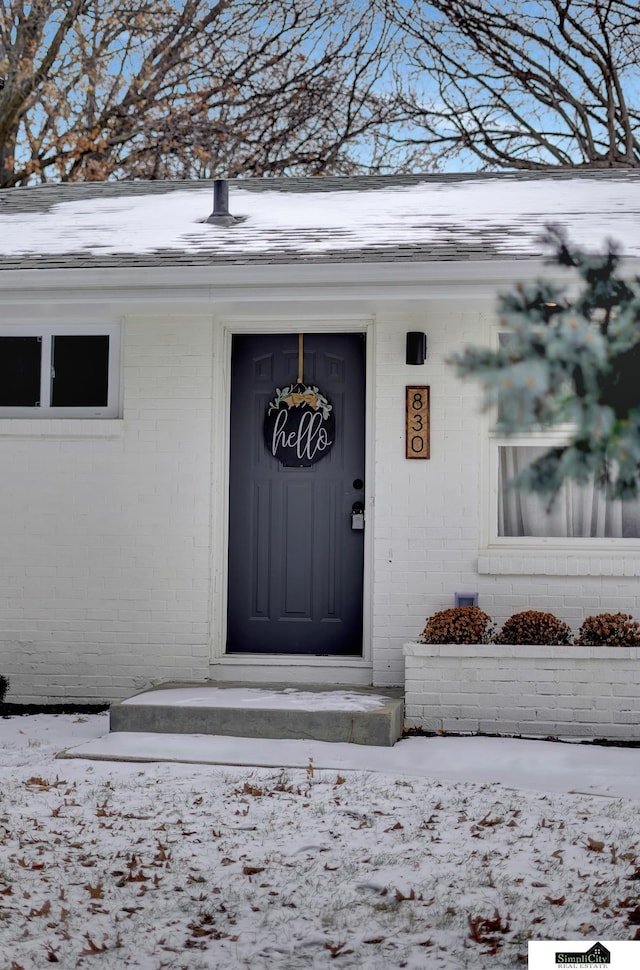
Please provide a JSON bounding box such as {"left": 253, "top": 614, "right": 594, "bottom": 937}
{"left": 498, "top": 446, "right": 640, "bottom": 538}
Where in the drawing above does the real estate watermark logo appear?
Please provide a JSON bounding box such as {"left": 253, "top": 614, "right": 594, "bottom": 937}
{"left": 555, "top": 941, "right": 610, "bottom": 965}
{"left": 529, "top": 940, "right": 639, "bottom": 969}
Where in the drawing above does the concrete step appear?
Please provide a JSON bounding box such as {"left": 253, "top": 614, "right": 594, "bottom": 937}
{"left": 109, "top": 681, "right": 404, "bottom": 747}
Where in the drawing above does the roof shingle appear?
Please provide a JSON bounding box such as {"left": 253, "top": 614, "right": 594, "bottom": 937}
{"left": 0, "top": 171, "right": 638, "bottom": 272}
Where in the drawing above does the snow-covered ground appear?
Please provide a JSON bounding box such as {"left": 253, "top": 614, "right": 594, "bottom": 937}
{"left": 1, "top": 714, "right": 639, "bottom": 969}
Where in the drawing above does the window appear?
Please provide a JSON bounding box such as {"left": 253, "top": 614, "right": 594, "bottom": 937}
{"left": 489, "top": 330, "right": 640, "bottom": 544}
{"left": 498, "top": 444, "right": 640, "bottom": 539}
{"left": 0, "top": 324, "right": 120, "bottom": 417}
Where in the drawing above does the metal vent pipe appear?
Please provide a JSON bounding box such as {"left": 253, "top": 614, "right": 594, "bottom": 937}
{"left": 206, "top": 179, "right": 235, "bottom": 226}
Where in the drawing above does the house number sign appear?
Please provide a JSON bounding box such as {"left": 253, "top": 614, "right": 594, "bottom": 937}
{"left": 405, "top": 386, "right": 430, "bottom": 459}
{"left": 264, "top": 334, "right": 335, "bottom": 467}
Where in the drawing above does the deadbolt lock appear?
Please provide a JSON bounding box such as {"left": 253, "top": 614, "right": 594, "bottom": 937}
{"left": 351, "top": 501, "right": 365, "bottom": 531}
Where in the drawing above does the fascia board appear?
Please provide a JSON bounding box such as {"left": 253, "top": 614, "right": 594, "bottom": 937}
{"left": 0, "top": 257, "right": 638, "bottom": 303}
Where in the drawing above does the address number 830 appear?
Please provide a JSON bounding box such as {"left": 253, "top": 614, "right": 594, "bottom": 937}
{"left": 405, "top": 386, "right": 430, "bottom": 459}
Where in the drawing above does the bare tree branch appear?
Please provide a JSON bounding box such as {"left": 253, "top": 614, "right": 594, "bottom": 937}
{"left": 0, "top": 0, "right": 407, "bottom": 185}
{"left": 378, "top": 0, "right": 640, "bottom": 170}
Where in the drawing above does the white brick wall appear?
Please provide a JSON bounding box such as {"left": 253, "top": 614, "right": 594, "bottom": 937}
{"left": 0, "top": 314, "right": 213, "bottom": 703}
{"left": 372, "top": 304, "right": 492, "bottom": 685}
{"left": 404, "top": 642, "right": 640, "bottom": 740}
{"left": 370, "top": 302, "right": 640, "bottom": 688}
{"left": 3, "top": 293, "right": 640, "bottom": 703}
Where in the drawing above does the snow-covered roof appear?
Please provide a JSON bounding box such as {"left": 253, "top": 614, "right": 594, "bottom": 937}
{"left": 0, "top": 171, "right": 639, "bottom": 271}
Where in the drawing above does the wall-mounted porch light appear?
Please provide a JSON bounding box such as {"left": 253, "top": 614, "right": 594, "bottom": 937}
{"left": 406, "top": 331, "right": 427, "bottom": 365}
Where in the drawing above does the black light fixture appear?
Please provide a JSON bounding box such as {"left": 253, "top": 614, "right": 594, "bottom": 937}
{"left": 406, "top": 331, "right": 427, "bottom": 365}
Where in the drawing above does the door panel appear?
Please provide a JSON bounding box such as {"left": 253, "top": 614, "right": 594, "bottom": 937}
{"left": 227, "top": 333, "right": 365, "bottom": 655}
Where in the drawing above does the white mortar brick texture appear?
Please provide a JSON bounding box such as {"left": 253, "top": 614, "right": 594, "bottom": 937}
{"left": 372, "top": 306, "right": 485, "bottom": 686}
{"left": 0, "top": 314, "right": 213, "bottom": 703}
{"left": 404, "top": 643, "right": 640, "bottom": 741}
{"left": 3, "top": 288, "right": 640, "bottom": 702}
{"left": 372, "top": 299, "right": 640, "bottom": 687}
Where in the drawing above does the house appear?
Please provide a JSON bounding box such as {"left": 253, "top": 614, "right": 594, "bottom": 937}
{"left": 1, "top": 171, "right": 640, "bottom": 705}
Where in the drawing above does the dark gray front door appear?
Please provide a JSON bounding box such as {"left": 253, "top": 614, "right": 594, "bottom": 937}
{"left": 227, "top": 333, "right": 366, "bottom": 655}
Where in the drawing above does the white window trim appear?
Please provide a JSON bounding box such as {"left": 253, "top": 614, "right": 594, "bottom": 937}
{"left": 0, "top": 322, "right": 121, "bottom": 417}
{"left": 479, "top": 326, "right": 640, "bottom": 574}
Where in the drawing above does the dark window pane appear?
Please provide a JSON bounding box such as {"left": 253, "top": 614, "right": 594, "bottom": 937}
{"left": 51, "top": 335, "right": 109, "bottom": 407}
{"left": 0, "top": 336, "right": 41, "bottom": 406}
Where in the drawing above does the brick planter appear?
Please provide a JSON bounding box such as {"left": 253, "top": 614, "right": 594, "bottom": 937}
{"left": 403, "top": 642, "right": 640, "bottom": 741}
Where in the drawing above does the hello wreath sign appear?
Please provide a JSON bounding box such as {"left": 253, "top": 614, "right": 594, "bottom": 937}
{"left": 264, "top": 334, "right": 335, "bottom": 467}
